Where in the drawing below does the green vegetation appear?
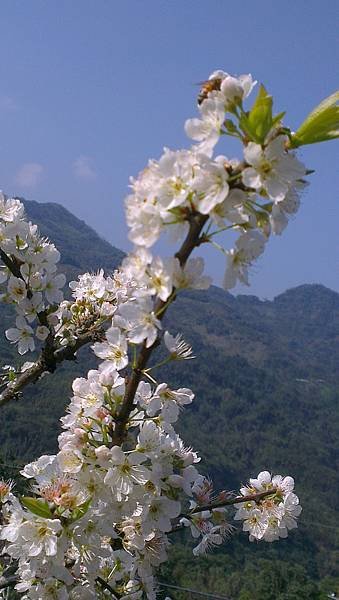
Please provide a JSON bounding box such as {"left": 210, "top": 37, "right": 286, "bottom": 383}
{"left": 0, "top": 200, "right": 338, "bottom": 598}
{"left": 159, "top": 547, "right": 339, "bottom": 599}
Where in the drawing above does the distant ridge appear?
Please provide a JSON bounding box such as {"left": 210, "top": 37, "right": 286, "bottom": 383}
{"left": 21, "top": 198, "right": 125, "bottom": 277}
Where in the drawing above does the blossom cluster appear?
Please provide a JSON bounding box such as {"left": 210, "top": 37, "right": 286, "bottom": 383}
{"left": 0, "top": 238, "right": 228, "bottom": 596}
{"left": 0, "top": 69, "right": 306, "bottom": 598}
{"left": 0, "top": 325, "right": 230, "bottom": 597}
{"left": 52, "top": 268, "right": 134, "bottom": 349}
{"left": 127, "top": 69, "right": 307, "bottom": 290}
{"left": 0, "top": 193, "right": 65, "bottom": 354}
{"left": 234, "top": 471, "right": 302, "bottom": 542}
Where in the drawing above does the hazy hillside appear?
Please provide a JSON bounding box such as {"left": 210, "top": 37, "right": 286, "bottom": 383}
{"left": 0, "top": 200, "right": 338, "bottom": 597}
{"left": 20, "top": 198, "right": 125, "bottom": 280}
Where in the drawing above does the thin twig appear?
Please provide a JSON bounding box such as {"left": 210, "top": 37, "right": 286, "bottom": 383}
{"left": 188, "top": 488, "right": 278, "bottom": 514}
{"left": 96, "top": 575, "right": 119, "bottom": 596}
{"left": 159, "top": 582, "right": 232, "bottom": 600}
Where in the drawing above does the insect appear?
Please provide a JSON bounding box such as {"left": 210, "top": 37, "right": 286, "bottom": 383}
{"left": 197, "top": 77, "right": 222, "bottom": 105}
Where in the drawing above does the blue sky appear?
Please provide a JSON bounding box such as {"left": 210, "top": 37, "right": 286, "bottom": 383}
{"left": 0, "top": 0, "right": 338, "bottom": 298}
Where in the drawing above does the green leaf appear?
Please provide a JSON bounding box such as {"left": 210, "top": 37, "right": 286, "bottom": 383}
{"left": 248, "top": 85, "right": 273, "bottom": 142}
{"left": 238, "top": 112, "right": 254, "bottom": 140}
{"left": 69, "top": 497, "right": 92, "bottom": 523}
{"left": 271, "top": 111, "right": 286, "bottom": 128}
{"left": 21, "top": 497, "right": 53, "bottom": 519}
{"left": 289, "top": 90, "right": 339, "bottom": 147}
{"left": 240, "top": 85, "right": 273, "bottom": 144}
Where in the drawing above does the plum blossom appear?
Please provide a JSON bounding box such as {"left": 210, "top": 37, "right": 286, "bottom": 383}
{"left": 164, "top": 331, "right": 194, "bottom": 360}
{"left": 116, "top": 297, "right": 161, "bottom": 347}
{"left": 92, "top": 326, "right": 128, "bottom": 371}
{"left": 7, "top": 276, "right": 27, "bottom": 302}
{"left": 220, "top": 72, "right": 256, "bottom": 106}
{"left": 142, "top": 496, "right": 181, "bottom": 533}
{"left": 142, "top": 383, "right": 194, "bottom": 423}
{"left": 36, "top": 325, "right": 50, "bottom": 341}
{"left": 5, "top": 316, "right": 35, "bottom": 354}
{"left": 185, "top": 96, "right": 226, "bottom": 155}
{"left": 144, "top": 256, "right": 173, "bottom": 301}
{"left": 43, "top": 273, "right": 66, "bottom": 304}
{"left": 223, "top": 230, "right": 267, "bottom": 290}
{"left": 242, "top": 136, "right": 306, "bottom": 201}
{"left": 0, "top": 193, "right": 24, "bottom": 222}
{"left": 104, "top": 446, "right": 150, "bottom": 500}
{"left": 0, "top": 194, "right": 66, "bottom": 353}
{"left": 234, "top": 471, "right": 301, "bottom": 542}
{"left": 19, "top": 518, "right": 62, "bottom": 557}
{"left": 193, "top": 155, "right": 230, "bottom": 214}
{"left": 172, "top": 257, "right": 211, "bottom": 290}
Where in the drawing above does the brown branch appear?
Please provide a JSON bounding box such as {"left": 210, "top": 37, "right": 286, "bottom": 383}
{"left": 0, "top": 326, "right": 105, "bottom": 407}
{"left": 0, "top": 247, "right": 23, "bottom": 279}
{"left": 113, "top": 213, "right": 208, "bottom": 444}
{"left": 96, "top": 575, "right": 119, "bottom": 596}
{"left": 188, "top": 488, "right": 278, "bottom": 514}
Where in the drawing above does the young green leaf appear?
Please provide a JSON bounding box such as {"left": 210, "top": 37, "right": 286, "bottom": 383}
{"left": 69, "top": 497, "right": 92, "bottom": 523}
{"left": 271, "top": 111, "right": 286, "bottom": 128}
{"left": 21, "top": 497, "right": 53, "bottom": 519}
{"left": 289, "top": 90, "right": 339, "bottom": 147}
{"left": 240, "top": 85, "right": 273, "bottom": 144}
{"left": 248, "top": 85, "right": 273, "bottom": 142}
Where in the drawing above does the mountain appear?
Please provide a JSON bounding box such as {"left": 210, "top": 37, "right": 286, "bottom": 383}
{"left": 0, "top": 200, "right": 338, "bottom": 597}
{"left": 20, "top": 198, "right": 125, "bottom": 279}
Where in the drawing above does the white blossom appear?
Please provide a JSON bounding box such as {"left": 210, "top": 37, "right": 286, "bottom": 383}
{"left": 5, "top": 316, "right": 35, "bottom": 354}
{"left": 164, "top": 331, "right": 194, "bottom": 360}
{"left": 234, "top": 471, "right": 302, "bottom": 542}
{"left": 185, "top": 96, "right": 225, "bottom": 155}
{"left": 242, "top": 137, "right": 305, "bottom": 201}
{"left": 116, "top": 297, "right": 161, "bottom": 347}
{"left": 92, "top": 326, "right": 128, "bottom": 371}
{"left": 172, "top": 257, "right": 211, "bottom": 290}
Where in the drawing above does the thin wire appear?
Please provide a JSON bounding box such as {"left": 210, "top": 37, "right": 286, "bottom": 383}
{"left": 158, "top": 582, "right": 232, "bottom": 599}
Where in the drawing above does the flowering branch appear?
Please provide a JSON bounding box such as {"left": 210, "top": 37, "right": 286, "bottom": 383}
{"left": 113, "top": 212, "right": 208, "bottom": 444}
{"left": 168, "top": 488, "right": 279, "bottom": 535}
{"left": 0, "top": 68, "right": 334, "bottom": 597}
{"left": 0, "top": 198, "right": 120, "bottom": 404}
{"left": 189, "top": 488, "right": 278, "bottom": 514}
{"left": 0, "top": 324, "right": 105, "bottom": 407}
{"left": 0, "top": 245, "right": 49, "bottom": 328}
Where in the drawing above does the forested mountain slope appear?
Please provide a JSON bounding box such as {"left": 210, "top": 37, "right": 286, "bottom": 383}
{"left": 0, "top": 200, "right": 338, "bottom": 597}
